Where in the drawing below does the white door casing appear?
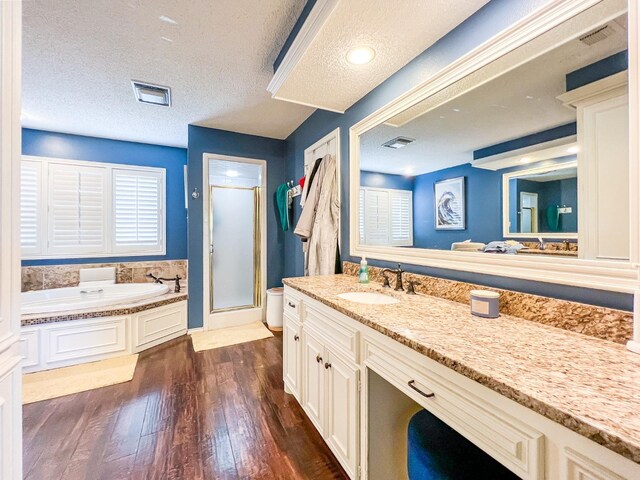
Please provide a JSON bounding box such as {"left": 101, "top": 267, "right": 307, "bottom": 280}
{"left": 0, "top": 1, "right": 23, "bottom": 478}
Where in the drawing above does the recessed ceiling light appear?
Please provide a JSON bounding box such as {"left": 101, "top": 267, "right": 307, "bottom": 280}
{"left": 161, "top": 36, "right": 173, "bottom": 43}
{"left": 520, "top": 157, "right": 531, "bottom": 163}
{"left": 226, "top": 169, "right": 240, "bottom": 177}
{"left": 346, "top": 46, "right": 375, "bottom": 65}
{"left": 567, "top": 146, "right": 579, "bottom": 153}
{"left": 452, "top": 108, "right": 461, "bottom": 112}
{"left": 159, "top": 15, "right": 177, "bottom": 25}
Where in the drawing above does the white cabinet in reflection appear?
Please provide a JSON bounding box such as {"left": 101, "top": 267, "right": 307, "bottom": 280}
{"left": 559, "top": 72, "right": 629, "bottom": 261}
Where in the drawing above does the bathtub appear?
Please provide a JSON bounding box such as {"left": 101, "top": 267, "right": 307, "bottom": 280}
{"left": 22, "top": 283, "right": 170, "bottom": 315}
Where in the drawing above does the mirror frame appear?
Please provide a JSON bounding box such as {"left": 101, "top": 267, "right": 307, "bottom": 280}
{"left": 502, "top": 160, "right": 578, "bottom": 240}
{"left": 349, "top": 0, "right": 639, "bottom": 293}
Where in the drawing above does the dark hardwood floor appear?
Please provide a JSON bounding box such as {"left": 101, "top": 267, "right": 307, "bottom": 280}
{"left": 23, "top": 333, "right": 349, "bottom": 480}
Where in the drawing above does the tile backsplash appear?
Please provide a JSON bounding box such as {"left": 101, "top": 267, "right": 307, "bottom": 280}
{"left": 22, "top": 260, "right": 187, "bottom": 292}
{"left": 343, "top": 261, "right": 632, "bottom": 344}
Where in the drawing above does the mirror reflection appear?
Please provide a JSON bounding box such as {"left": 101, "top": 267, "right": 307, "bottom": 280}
{"left": 359, "top": 11, "right": 628, "bottom": 259}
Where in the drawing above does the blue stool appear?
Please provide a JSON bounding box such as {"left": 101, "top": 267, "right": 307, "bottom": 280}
{"left": 407, "top": 409, "right": 518, "bottom": 479}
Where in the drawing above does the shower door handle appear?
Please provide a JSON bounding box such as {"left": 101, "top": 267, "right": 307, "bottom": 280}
{"left": 209, "top": 244, "right": 214, "bottom": 254}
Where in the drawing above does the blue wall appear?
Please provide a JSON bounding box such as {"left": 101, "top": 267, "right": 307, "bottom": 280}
{"left": 566, "top": 50, "right": 628, "bottom": 91}
{"left": 282, "top": 0, "right": 633, "bottom": 311}
{"left": 187, "top": 125, "right": 287, "bottom": 328}
{"left": 21, "top": 128, "right": 187, "bottom": 266}
{"left": 360, "top": 171, "right": 414, "bottom": 191}
{"left": 412, "top": 164, "right": 502, "bottom": 249}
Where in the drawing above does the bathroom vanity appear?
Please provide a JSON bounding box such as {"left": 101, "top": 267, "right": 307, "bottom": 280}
{"left": 282, "top": 276, "right": 640, "bottom": 480}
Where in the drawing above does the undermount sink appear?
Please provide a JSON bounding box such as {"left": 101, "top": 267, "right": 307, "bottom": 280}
{"left": 337, "top": 292, "right": 399, "bottom": 305}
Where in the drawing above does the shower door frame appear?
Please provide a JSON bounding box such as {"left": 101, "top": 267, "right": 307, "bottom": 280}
{"left": 202, "top": 153, "right": 267, "bottom": 330}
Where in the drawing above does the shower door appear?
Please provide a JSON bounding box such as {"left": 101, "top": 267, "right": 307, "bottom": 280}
{"left": 209, "top": 185, "right": 261, "bottom": 312}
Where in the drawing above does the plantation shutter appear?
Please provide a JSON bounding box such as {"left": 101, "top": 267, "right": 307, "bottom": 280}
{"left": 363, "top": 189, "right": 390, "bottom": 245}
{"left": 113, "top": 168, "right": 164, "bottom": 253}
{"left": 20, "top": 160, "right": 42, "bottom": 255}
{"left": 48, "top": 163, "right": 107, "bottom": 255}
{"left": 361, "top": 187, "right": 413, "bottom": 247}
{"left": 390, "top": 190, "right": 413, "bottom": 246}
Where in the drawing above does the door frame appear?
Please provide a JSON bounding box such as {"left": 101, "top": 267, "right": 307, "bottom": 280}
{"left": 0, "top": 0, "right": 23, "bottom": 477}
{"left": 202, "top": 153, "right": 267, "bottom": 330}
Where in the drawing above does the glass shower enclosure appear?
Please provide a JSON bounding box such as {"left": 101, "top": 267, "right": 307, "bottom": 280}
{"left": 208, "top": 159, "right": 263, "bottom": 314}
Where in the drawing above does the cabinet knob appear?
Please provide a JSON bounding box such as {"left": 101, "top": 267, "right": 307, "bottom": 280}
{"left": 316, "top": 354, "right": 323, "bottom": 363}
{"left": 294, "top": 334, "right": 299, "bottom": 341}
{"left": 324, "top": 362, "right": 332, "bottom": 369}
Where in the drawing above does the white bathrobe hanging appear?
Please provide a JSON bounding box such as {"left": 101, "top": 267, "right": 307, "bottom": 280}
{"left": 294, "top": 154, "right": 339, "bottom": 276}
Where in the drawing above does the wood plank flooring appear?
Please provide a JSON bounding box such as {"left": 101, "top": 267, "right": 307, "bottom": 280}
{"left": 23, "top": 333, "right": 349, "bottom": 480}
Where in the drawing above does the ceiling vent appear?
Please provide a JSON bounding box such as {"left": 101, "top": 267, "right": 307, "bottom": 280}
{"left": 382, "top": 136, "right": 415, "bottom": 149}
{"left": 579, "top": 25, "right": 614, "bottom": 46}
{"left": 131, "top": 81, "right": 171, "bottom": 107}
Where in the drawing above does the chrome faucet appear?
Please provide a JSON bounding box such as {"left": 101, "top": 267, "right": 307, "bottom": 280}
{"left": 382, "top": 263, "right": 404, "bottom": 292}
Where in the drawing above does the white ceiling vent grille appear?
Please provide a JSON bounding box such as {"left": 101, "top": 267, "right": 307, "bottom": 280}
{"left": 579, "top": 25, "right": 614, "bottom": 46}
{"left": 131, "top": 81, "right": 172, "bottom": 107}
{"left": 382, "top": 136, "right": 415, "bottom": 149}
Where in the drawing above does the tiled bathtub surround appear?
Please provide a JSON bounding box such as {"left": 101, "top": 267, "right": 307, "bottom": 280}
{"left": 342, "top": 261, "right": 632, "bottom": 344}
{"left": 21, "top": 291, "right": 188, "bottom": 327}
{"left": 21, "top": 260, "right": 188, "bottom": 292}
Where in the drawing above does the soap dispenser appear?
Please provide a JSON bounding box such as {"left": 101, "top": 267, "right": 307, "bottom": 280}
{"left": 358, "top": 257, "right": 369, "bottom": 284}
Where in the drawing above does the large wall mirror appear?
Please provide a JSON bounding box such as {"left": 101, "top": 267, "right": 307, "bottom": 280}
{"left": 350, "top": 0, "right": 638, "bottom": 292}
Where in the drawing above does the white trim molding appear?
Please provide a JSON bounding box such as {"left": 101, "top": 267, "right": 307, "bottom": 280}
{"left": 267, "top": 0, "right": 341, "bottom": 107}
{"left": 626, "top": 0, "right": 640, "bottom": 354}
{"left": 0, "top": 0, "right": 23, "bottom": 478}
{"left": 349, "top": 0, "right": 639, "bottom": 295}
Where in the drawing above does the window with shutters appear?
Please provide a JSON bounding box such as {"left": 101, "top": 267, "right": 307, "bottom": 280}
{"left": 360, "top": 187, "right": 413, "bottom": 247}
{"left": 113, "top": 169, "right": 163, "bottom": 253}
{"left": 20, "top": 160, "right": 43, "bottom": 256}
{"left": 20, "top": 156, "right": 166, "bottom": 259}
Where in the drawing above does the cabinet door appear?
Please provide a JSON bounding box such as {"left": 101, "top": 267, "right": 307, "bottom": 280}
{"left": 325, "top": 350, "right": 359, "bottom": 478}
{"left": 302, "top": 329, "right": 325, "bottom": 435}
{"left": 283, "top": 315, "right": 302, "bottom": 401}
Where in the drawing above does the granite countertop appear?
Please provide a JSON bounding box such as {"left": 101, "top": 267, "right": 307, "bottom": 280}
{"left": 21, "top": 290, "right": 188, "bottom": 326}
{"left": 283, "top": 274, "right": 640, "bottom": 464}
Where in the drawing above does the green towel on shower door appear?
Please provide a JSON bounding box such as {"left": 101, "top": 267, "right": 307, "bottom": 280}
{"left": 275, "top": 183, "right": 290, "bottom": 231}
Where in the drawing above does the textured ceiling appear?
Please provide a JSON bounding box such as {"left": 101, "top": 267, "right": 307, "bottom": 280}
{"left": 273, "top": 0, "right": 489, "bottom": 112}
{"left": 360, "top": 13, "right": 628, "bottom": 176}
{"left": 22, "top": 0, "right": 314, "bottom": 147}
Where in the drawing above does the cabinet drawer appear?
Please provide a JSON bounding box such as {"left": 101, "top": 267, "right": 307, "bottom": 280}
{"left": 283, "top": 294, "right": 301, "bottom": 319}
{"left": 304, "top": 304, "right": 358, "bottom": 362}
{"left": 363, "top": 337, "right": 544, "bottom": 480}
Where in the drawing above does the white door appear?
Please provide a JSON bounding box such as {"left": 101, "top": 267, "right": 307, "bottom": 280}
{"left": 283, "top": 315, "right": 301, "bottom": 401}
{"left": 302, "top": 329, "right": 325, "bottom": 435}
{"left": 0, "top": 1, "right": 24, "bottom": 478}
{"left": 325, "top": 350, "right": 359, "bottom": 478}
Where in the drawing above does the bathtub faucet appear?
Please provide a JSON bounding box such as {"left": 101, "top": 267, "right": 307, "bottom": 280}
{"left": 146, "top": 273, "right": 182, "bottom": 293}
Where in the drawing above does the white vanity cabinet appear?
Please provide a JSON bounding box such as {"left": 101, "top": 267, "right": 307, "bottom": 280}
{"left": 283, "top": 312, "right": 302, "bottom": 402}
{"left": 283, "top": 285, "right": 640, "bottom": 480}
{"left": 284, "top": 288, "right": 360, "bottom": 479}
